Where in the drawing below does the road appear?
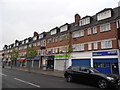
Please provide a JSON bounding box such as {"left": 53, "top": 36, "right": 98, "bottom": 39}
{"left": 2, "top": 68, "right": 98, "bottom": 88}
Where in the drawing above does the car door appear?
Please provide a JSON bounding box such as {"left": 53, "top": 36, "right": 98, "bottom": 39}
{"left": 78, "top": 66, "right": 90, "bottom": 82}
{"left": 70, "top": 66, "right": 82, "bottom": 80}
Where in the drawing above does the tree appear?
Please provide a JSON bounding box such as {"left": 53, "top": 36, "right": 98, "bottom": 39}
{"left": 10, "top": 48, "right": 19, "bottom": 66}
{"left": 64, "top": 32, "right": 74, "bottom": 69}
{"left": 25, "top": 44, "right": 38, "bottom": 58}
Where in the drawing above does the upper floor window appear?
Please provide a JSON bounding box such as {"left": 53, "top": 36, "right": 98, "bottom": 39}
{"left": 73, "top": 44, "right": 84, "bottom": 51}
{"left": 54, "top": 36, "right": 58, "bottom": 43}
{"left": 39, "top": 34, "right": 43, "bottom": 39}
{"left": 100, "top": 23, "right": 111, "bottom": 32}
{"left": 94, "top": 42, "right": 98, "bottom": 50}
{"left": 28, "top": 44, "right": 32, "bottom": 47}
{"left": 37, "top": 41, "right": 41, "bottom": 46}
{"left": 41, "top": 40, "right": 46, "bottom": 46}
{"left": 59, "top": 34, "right": 68, "bottom": 41}
{"left": 116, "top": 19, "right": 120, "bottom": 29}
{"left": 97, "top": 10, "right": 112, "bottom": 21}
{"left": 22, "top": 41, "right": 24, "bottom": 44}
{"left": 51, "top": 29, "right": 57, "bottom": 35}
{"left": 73, "top": 30, "right": 84, "bottom": 38}
{"left": 59, "top": 46, "right": 67, "bottom": 53}
{"left": 79, "top": 17, "right": 90, "bottom": 26}
{"left": 24, "top": 45, "right": 27, "bottom": 49}
{"left": 93, "top": 26, "right": 97, "bottom": 34}
{"left": 88, "top": 43, "right": 92, "bottom": 50}
{"left": 47, "top": 38, "right": 52, "bottom": 44}
{"left": 25, "top": 39, "right": 28, "bottom": 43}
{"left": 101, "top": 40, "right": 112, "bottom": 49}
{"left": 16, "top": 43, "right": 19, "bottom": 46}
{"left": 60, "top": 25, "right": 68, "bottom": 32}
{"left": 33, "top": 36, "right": 37, "bottom": 41}
{"left": 88, "top": 28, "right": 92, "bottom": 35}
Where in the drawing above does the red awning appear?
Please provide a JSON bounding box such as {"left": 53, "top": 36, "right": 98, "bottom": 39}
{"left": 19, "top": 59, "right": 26, "bottom": 62}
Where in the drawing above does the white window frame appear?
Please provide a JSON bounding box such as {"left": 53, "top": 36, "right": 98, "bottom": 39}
{"left": 73, "top": 30, "right": 84, "bottom": 38}
{"left": 60, "top": 25, "right": 68, "bottom": 32}
{"left": 88, "top": 43, "right": 92, "bottom": 50}
{"left": 51, "top": 29, "right": 57, "bottom": 35}
{"left": 101, "top": 40, "right": 112, "bottom": 49}
{"left": 88, "top": 28, "right": 92, "bottom": 35}
{"left": 100, "top": 23, "right": 111, "bottom": 32}
{"left": 80, "top": 30, "right": 84, "bottom": 37}
{"left": 93, "top": 42, "right": 98, "bottom": 50}
{"left": 73, "top": 44, "right": 84, "bottom": 51}
{"left": 33, "top": 36, "right": 37, "bottom": 41}
{"left": 93, "top": 26, "right": 97, "bottom": 34}
{"left": 39, "top": 34, "right": 43, "bottom": 39}
{"left": 97, "top": 10, "right": 111, "bottom": 21}
{"left": 73, "top": 31, "right": 80, "bottom": 38}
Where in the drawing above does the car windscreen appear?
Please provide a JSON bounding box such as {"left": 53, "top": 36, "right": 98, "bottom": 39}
{"left": 90, "top": 68, "right": 99, "bottom": 73}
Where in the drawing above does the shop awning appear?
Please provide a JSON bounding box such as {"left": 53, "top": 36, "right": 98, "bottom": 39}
{"left": 19, "top": 58, "right": 26, "bottom": 62}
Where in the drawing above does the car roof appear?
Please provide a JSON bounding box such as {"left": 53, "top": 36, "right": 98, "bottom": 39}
{"left": 70, "top": 65, "right": 92, "bottom": 69}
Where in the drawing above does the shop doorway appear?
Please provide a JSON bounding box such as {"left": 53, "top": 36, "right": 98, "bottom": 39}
{"left": 111, "top": 63, "right": 118, "bottom": 74}
{"left": 47, "top": 60, "right": 54, "bottom": 69}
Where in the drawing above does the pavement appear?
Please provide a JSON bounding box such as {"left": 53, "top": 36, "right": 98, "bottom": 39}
{"left": 4, "top": 66, "right": 64, "bottom": 78}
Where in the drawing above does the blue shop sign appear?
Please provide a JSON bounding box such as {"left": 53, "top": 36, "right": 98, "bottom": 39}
{"left": 33, "top": 56, "right": 40, "bottom": 60}
{"left": 93, "top": 50, "right": 117, "bottom": 56}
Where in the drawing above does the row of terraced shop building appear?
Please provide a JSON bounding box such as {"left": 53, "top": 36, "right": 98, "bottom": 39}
{"left": 1, "top": 5, "right": 120, "bottom": 75}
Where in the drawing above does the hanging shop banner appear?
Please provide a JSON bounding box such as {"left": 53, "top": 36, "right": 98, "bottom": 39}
{"left": 92, "top": 50, "right": 117, "bottom": 56}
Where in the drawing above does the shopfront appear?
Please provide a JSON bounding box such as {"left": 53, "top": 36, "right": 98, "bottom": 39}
{"left": 72, "top": 59, "right": 91, "bottom": 66}
{"left": 93, "top": 50, "right": 119, "bottom": 75}
{"left": 54, "top": 54, "right": 69, "bottom": 71}
{"left": 17, "top": 57, "right": 26, "bottom": 67}
{"left": 42, "top": 56, "right": 54, "bottom": 70}
{"left": 32, "top": 56, "right": 41, "bottom": 68}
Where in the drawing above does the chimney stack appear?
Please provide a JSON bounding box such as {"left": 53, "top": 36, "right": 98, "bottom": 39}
{"left": 33, "top": 32, "right": 39, "bottom": 37}
{"left": 75, "top": 14, "right": 81, "bottom": 25}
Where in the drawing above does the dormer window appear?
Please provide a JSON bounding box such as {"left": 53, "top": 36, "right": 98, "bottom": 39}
{"left": 22, "top": 41, "right": 24, "bottom": 44}
{"left": 60, "top": 24, "right": 68, "bottom": 32}
{"left": 25, "top": 39, "right": 28, "bottom": 43}
{"left": 39, "top": 34, "right": 43, "bottom": 39}
{"left": 33, "top": 36, "right": 37, "bottom": 41}
{"left": 97, "top": 10, "right": 112, "bottom": 21}
{"left": 51, "top": 29, "right": 57, "bottom": 35}
{"left": 79, "top": 17, "right": 90, "bottom": 26}
{"left": 16, "top": 43, "right": 19, "bottom": 46}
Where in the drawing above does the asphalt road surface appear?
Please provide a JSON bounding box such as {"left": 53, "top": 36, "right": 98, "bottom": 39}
{"left": 2, "top": 68, "right": 98, "bottom": 88}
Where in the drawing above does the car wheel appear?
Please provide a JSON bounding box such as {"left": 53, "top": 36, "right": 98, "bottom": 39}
{"left": 98, "top": 79, "right": 108, "bottom": 89}
{"left": 66, "top": 75, "right": 73, "bottom": 82}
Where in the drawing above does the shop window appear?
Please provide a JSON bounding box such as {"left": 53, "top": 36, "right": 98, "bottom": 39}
{"left": 94, "top": 63, "right": 108, "bottom": 68}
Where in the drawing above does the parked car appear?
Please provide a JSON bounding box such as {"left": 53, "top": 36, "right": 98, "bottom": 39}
{"left": 64, "top": 65, "right": 120, "bottom": 89}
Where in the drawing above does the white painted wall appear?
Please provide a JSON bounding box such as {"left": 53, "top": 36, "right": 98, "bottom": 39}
{"left": 71, "top": 52, "right": 91, "bottom": 59}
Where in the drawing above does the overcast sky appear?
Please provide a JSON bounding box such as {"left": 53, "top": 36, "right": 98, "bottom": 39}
{"left": 0, "top": 0, "right": 120, "bottom": 50}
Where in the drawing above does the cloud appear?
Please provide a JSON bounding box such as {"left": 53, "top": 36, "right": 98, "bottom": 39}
{"left": 0, "top": 0, "right": 120, "bottom": 50}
